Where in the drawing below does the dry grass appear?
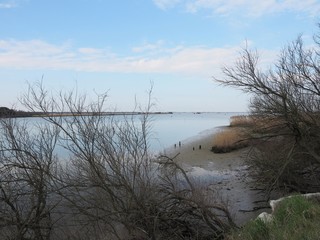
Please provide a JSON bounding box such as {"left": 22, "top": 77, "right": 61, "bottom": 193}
{"left": 213, "top": 128, "right": 242, "bottom": 147}
{"left": 211, "top": 127, "right": 248, "bottom": 153}
{"left": 212, "top": 115, "right": 285, "bottom": 153}
{"left": 230, "top": 115, "right": 287, "bottom": 135}
{"left": 230, "top": 115, "right": 254, "bottom": 127}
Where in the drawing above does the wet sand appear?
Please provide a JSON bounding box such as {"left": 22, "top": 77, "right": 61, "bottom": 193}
{"left": 162, "top": 127, "right": 275, "bottom": 226}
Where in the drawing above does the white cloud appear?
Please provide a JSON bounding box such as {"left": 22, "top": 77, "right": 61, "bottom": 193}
{"left": 0, "top": 0, "right": 18, "bottom": 9}
{"left": 152, "top": 0, "right": 181, "bottom": 10}
{"left": 0, "top": 39, "right": 278, "bottom": 76}
{"left": 0, "top": 3, "right": 16, "bottom": 8}
{"left": 132, "top": 40, "right": 166, "bottom": 53}
{"left": 185, "top": 0, "right": 276, "bottom": 15}
{"left": 154, "top": 0, "right": 320, "bottom": 17}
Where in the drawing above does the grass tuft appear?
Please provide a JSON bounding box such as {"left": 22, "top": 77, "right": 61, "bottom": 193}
{"left": 227, "top": 195, "right": 320, "bottom": 240}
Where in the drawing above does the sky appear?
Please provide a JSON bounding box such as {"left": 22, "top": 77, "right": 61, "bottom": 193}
{"left": 0, "top": 0, "right": 319, "bottom": 112}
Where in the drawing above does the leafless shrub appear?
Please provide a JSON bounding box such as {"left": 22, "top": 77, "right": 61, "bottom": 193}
{"left": 0, "top": 81, "right": 235, "bottom": 239}
{"left": 216, "top": 28, "right": 320, "bottom": 192}
{"left": 247, "top": 135, "right": 320, "bottom": 194}
{"left": 155, "top": 155, "right": 235, "bottom": 239}
{"left": 0, "top": 117, "right": 60, "bottom": 240}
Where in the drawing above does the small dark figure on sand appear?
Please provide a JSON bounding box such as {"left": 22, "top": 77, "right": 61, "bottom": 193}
{"left": 199, "top": 145, "right": 201, "bottom": 150}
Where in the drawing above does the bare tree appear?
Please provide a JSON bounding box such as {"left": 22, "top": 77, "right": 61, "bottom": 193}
{"left": 0, "top": 81, "right": 234, "bottom": 239}
{"left": 19, "top": 82, "right": 158, "bottom": 239}
{"left": 0, "top": 117, "right": 60, "bottom": 239}
{"left": 216, "top": 30, "right": 320, "bottom": 192}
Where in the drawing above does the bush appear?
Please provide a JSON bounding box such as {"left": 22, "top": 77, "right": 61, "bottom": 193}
{"left": 247, "top": 134, "right": 320, "bottom": 193}
{"left": 216, "top": 25, "right": 320, "bottom": 192}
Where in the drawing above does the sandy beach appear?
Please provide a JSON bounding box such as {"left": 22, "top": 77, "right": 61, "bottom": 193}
{"left": 162, "top": 127, "right": 279, "bottom": 226}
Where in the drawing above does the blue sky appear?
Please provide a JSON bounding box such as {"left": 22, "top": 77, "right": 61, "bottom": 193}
{"left": 0, "top": 0, "right": 319, "bottom": 112}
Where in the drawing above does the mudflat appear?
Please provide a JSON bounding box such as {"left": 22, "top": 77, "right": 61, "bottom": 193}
{"left": 161, "top": 128, "right": 278, "bottom": 226}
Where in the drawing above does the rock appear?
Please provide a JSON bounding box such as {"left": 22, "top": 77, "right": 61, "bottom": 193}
{"left": 270, "top": 192, "right": 320, "bottom": 212}
{"left": 257, "top": 212, "right": 273, "bottom": 223}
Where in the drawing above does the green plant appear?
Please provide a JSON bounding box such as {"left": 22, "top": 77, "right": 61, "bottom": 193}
{"left": 227, "top": 195, "right": 320, "bottom": 240}
{"left": 270, "top": 196, "right": 320, "bottom": 239}
{"left": 228, "top": 219, "right": 269, "bottom": 240}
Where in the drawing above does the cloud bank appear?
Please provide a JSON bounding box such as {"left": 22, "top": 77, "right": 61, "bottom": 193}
{"left": 153, "top": 0, "right": 320, "bottom": 17}
{"left": 0, "top": 39, "right": 259, "bottom": 76}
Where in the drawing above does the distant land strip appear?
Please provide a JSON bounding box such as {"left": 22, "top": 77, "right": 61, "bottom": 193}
{"left": 0, "top": 107, "right": 173, "bottom": 118}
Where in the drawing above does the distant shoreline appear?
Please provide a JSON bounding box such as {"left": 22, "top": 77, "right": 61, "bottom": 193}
{"left": 0, "top": 109, "right": 175, "bottom": 119}
{"left": 0, "top": 109, "right": 245, "bottom": 119}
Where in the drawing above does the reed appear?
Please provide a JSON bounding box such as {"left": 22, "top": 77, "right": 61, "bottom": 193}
{"left": 211, "top": 127, "right": 247, "bottom": 153}
{"left": 229, "top": 115, "right": 254, "bottom": 127}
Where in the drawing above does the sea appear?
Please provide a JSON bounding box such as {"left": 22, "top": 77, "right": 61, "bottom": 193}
{"left": 148, "top": 112, "right": 243, "bottom": 152}
{"left": 9, "top": 112, "right": 244, "bottom": 156}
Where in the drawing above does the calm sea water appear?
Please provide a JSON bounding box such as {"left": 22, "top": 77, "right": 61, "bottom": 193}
{"left": 149, "top": 112, "right": 243, "bottom": 152}
{"left": 13, "top": 112, "right": 243, "bottom": 155}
